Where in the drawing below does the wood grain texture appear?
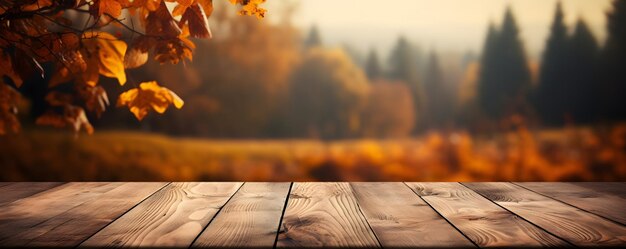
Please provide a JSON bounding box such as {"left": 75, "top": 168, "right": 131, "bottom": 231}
{"left": 466, "top": 182, "right": 626, "bottom": 247}
{"left": 0, "top": 182, "right": 64, "bottom": 206}
{"left": 0, "top": 182, "right": 123, "bottom": 243}
{"left": 80, "top": 182, "right": 242, "bottom": 248}
{"left": 516, "top": 182, "right": 626, "bottom": 225}
{"left": 192, "top": 182, "right": 291, "bottom": 248}
{"left": 350, "top": 182, "right": 475, "bottom": 248}
{"left": 276, "top": 182, "right": 380, "bottom": 248}
{"left": 7, "top": 182, "right": 167, "bottom": 247}
{"left": 405, "top": 182, "right": 567, "bottom": 248}
{"left": 572, "top": 182, "right": 626, "bottom": 197}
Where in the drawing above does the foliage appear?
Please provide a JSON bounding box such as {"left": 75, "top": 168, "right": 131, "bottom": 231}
{"left": 0, "top": 0, "right": 266, "bottom": 134}
{"left": 2, "top": 124, "right": 625, "bottom": 181}
{"left": 477, "top": 8, "right": 531, "bottom": 120}
{"left": 360, "top": 81, "right": 414, "bottom": 138}
{"left": 289, "top": 48, "right": 370, "bottom": 139}
{"left": 141, "top": 8, "right": 300, "bottom": 137}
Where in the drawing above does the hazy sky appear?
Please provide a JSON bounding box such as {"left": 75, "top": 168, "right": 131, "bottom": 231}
{"left": 269, "top": 0, "right": 613, "bottom": 59}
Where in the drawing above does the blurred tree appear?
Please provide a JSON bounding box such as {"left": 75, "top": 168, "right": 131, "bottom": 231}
{"left": 388, "top": 36, "right": 424, "bottom": 131}
{"left": 423, "top": 51, "right": 454, "bottom": 128}
{"left": 365, "top": 49, "right": 383, "bottom": 80}
{"left": 137, "top": 4, "right": 300, "bottom": 137}
{"left": 567, "top": 19, "right": 599, "bottom": 123}
{"left": 535, "top": 2, "right": 570, "bottom": 125}
{"left": 361, "top": 81, "right": 415, "bottom": 138}
{"left": 289, "top": 48, "right": 370, "bottom": 139}
{"left": 388, "top": 36, "right": 419, "bottom": 83}
{"left": 478, "top": 8, "right": 531, "bottom": 120}
{"left": 601, "top": 0, "right": 626, "bottom": 120}
{"left": 342, "top": 43, "right": 365, "bottom": 67}
{"left": 304, "top": 25, "right": 323, "bottom": 49}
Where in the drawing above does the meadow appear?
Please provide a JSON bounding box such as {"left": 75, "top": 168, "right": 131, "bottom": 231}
{"left": 1, "top": 125, "right": 625, "bottom": 181}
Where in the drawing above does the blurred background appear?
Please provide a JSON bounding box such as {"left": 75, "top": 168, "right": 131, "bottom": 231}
{"left": 2, "top": 0, "right": 626, "bottom": 181}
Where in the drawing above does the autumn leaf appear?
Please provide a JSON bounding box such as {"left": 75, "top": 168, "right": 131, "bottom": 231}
{"left": 146, "top": 1, "right": 182, "bottom": 38}
{"left": 0, "top": 0, "right": 267, "bottom": 134}
{"left": 36, "top": 105, "right": 94, "bottom": 134}
{"left": 180, "top": 4, "right": 212, "bottom": 39}
{"left": 117, "top": 81, "right": 184, "bottom": 120}
{"left": 48, "top": 49, "right": 88, "bottom": 88}
{"left": 0, "top": 82, "right": 20, "bottom": 135}
{"left": 231, "top": 0, "right": 267, "bottom": 19}
{"left": 123, "top": 46, "right": 149, "bottom": 69}
{"left": 92, "top": 0, "right": 124, "bottom": 18}
{"left": 197, "top": 0, "right": 214, "bottom": 18}
{"left": 0, "top": 52, "right": 22, "bottom": 88}
{"left": 79, "top": 85, "right": 110, "bottom": 117}
{"left": 82, "top": 32, "right": 127, "bottom": 85}
{"left": 133, "top": 0, "right": 162, "bottom": 11}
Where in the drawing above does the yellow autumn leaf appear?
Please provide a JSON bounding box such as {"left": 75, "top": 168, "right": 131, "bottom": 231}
{"left": 197, "top": 0, "right": 213, "bottom": 18}
{"left": 117, "top": 81, "right": 184, "bottom": 120}
{"left": 83, "top": 32, "right": 127, "bottom": 85}
{"left": 97, "top": 0, "right": 123, "bottom": 18}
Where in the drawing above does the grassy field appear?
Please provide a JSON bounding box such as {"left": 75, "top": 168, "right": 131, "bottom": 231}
{"left": 1, "top": 125, "right": 625, "bottom": 181}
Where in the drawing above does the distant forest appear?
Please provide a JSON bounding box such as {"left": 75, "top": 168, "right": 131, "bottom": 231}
{"left": 17, "top": 1, "right": 626, "bottom": 139}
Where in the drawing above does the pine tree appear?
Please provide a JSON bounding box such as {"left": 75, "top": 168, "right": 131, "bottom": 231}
{"left": 365, "top": 49, "right": 382, "bottom": 80}
{"left": 388, "top": 36, "right": 419, "bottom": 83}
{"left": 567, "top": 18, "right": 599, "bottom": 123}
{"left": 478, "top": 7, "right": 531, "bottom": 120}
{"left": 601, "top": 0, "right": 626, "bottom": 120}
{"left": 423, "top": 51, "right": 453, "bottom": 128}
{"left": 304, "top": 25, "right": 322, "bottom": 48}
{"left": 388, "top": 36, "right": 423, "bottom": 130}
{"left": 535, "top": 2, "right": 570, "bottom": 124}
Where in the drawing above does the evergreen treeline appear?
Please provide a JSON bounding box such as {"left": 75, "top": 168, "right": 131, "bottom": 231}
{"left": 535, "top": 3, "right": 599, "bottom": 125}
{"left": 477, "top": 7, "right": 531, "bottom": 121}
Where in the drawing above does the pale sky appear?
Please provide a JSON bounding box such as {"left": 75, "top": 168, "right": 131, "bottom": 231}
{"left": 267, "top": 0, "right": 613, "bottom": 60}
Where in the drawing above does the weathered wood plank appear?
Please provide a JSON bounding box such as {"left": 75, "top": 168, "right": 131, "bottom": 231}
{"left": 515, "top": 182, "right": 626, "bottom": 225}
{"left": 276, "top": 182, "right": 380, "bottom": 248}
{"left": 350, "top": 182, "right": 475, "bottom": 248}
{"left": 5, "top": 182, "right": 167, "bottom": 247}
{"left": 192, "top": 182, "right": 291, "bottom": 248}
{"left": 572, "top": 182, "right": 626, "bottom": 197}
{"left": 79, "top": 182, "right": 243, "bottom": 248}
{"left": 466, "top": 182, "right": 626, "bottom": 247}
{"left": 405, "top": 182, "right": 567, "bottom": 248}
{"left": 0, "top": 182, "right": 64, "bottom": 206}
{"left": 0, "top": 182, "right": 123, "bottom": 243}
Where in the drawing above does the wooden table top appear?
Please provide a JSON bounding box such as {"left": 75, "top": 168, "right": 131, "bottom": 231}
{"left": 0, "top": 182, "right": 624, "bottom": 248}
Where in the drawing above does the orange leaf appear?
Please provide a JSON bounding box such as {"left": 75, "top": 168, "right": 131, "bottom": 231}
{"left": 95, "top": 0, "right": 123, "bottom": 18}
{"left": 83, "top": 32, "right": 127, "bottom": 85}
{"left": 117, "top": 81, "right": 184, "bottom": 120}
{"left": 0, "top": 82, "right": 21, "bottom": 135}
{"left": 0, "top": 52, "right": 22, "bottom": 87}
{"left": 36, "top": 105, "right": 94, "bottom": 134}
{"left": 180, "top": 4, "right": 212, "bottom": 39}
{"left": 124, "top": 46, "right": 149, "bottom": 69}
